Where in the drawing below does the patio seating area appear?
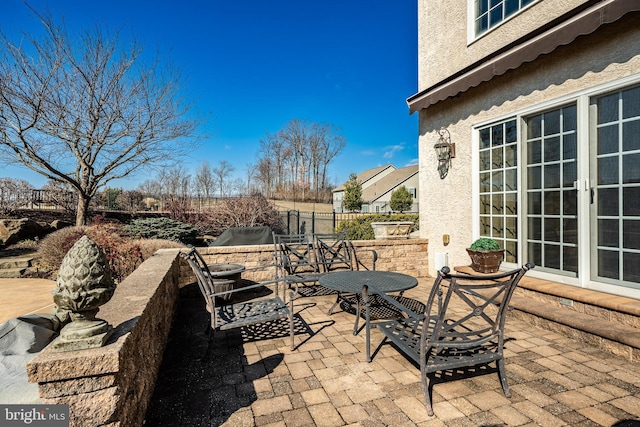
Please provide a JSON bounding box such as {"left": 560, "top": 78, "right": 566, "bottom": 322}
{"left": 144, "top": 278, "right": 640, "bottom": 426}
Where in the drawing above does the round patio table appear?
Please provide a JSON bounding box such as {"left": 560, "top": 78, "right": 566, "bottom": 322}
{"left": 319, "top": 270, "right": 418, "bottom": 334}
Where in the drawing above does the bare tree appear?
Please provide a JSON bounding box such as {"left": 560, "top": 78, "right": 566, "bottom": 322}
{"left": 316, "top": 124, "right": 346, "bottom": 199}
{"left": 212, "top": 160, "right": 235, "bottom": 197}
{"left": 0, "top": 178, "right": 33, "bottom": 215}
{"left": 244, "top": 162, "right": 256, "bottom": 194}
{"left": 255, "top": 119, "right": 345, "bottom": 202}
{"left": 258, "top": 133, "right": 288, "bottom": 194}
{"left": 194, "top": 161, "right": 214, "bottom": 200}
{"left": 163, "top": 166, "right": 192, "bottom": 200}
{"left": 0, "top": 10, "right": 200, "bottom": 225}
{"left": 255, "top": 157, "right": 275, "bottom": 197}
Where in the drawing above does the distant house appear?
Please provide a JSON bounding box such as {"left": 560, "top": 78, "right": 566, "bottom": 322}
{"left": 332, "top": 164, "right": 419, "bottom": 213}
{"left": 409, "top": 0, "right": 640, "bottom": 298}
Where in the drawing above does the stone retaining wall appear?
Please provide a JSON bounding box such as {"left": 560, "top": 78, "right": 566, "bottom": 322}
{"left": 197, "top": 239, "right": 431, "bottom": 281}
{"left": 510, "top": 277, "right": 640, "bottom": 361}
{"left": 27, "top": 249, "right": 185, "bottom": 427}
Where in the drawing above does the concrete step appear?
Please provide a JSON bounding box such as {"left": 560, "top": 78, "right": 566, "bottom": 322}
{"left": 510, "top": 294, "right": 640, "bottom": 360}
{"left": 0, "top": 267, "right": 28, "bottom": 278}
{"left": 0, "top": 257, "right": 34, "bottom": 269}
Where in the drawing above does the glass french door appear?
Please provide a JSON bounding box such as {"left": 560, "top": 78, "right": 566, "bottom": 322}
{"left": 525, "top": 105, "right": 578, "bottom": 277}
{"left": 591, "top": 86, "right": 640, "bottom": 288}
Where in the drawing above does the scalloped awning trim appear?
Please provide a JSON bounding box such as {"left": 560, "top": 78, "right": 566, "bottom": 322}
{"left": 407, "top": 0, "right": 640, "bottom": 114}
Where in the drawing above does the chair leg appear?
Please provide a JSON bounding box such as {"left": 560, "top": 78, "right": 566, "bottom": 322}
{"left": 497, "top": 358, "right": 511, "bottom": 398}
{"left": 421, "top": 370, "right": 434, "bottom": 416}
{"left": 289, "top": 291, "right": 295, "bottom": 351}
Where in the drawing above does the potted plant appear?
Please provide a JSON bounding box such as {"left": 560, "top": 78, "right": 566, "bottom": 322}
{"left": 466, "top": 237, "right": 505, "bottom": 273}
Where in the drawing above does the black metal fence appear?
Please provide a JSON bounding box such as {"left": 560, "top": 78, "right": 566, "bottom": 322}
{"left": 279, "top": 210, "right": 385, "bottom": 235}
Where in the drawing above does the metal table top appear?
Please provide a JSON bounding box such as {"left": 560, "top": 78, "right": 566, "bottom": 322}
{"left": 319, "top": 270, "right": 418, "bottom": 294}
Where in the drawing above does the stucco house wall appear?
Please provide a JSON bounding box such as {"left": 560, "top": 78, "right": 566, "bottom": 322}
{"left": 416, "top": 3, "right": 640, "bottom": 300}
{"left": 418, "top": 0, "right": 585, "bottom": 89}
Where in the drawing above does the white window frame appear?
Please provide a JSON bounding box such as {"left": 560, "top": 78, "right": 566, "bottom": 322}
{"left": 467, "top": 0, "right": 540, "bottom": 44}
{"left": 471, "top": 73, "right": 640, "bottom": 299}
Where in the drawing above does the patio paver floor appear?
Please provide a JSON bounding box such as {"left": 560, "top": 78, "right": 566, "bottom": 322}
{"left": 144, "top": 280, "right": 640, "bottom": 426}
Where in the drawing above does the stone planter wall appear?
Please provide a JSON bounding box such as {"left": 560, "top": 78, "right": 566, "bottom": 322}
{"left": 27, "top": 249, "right": 186, "bottom": 427}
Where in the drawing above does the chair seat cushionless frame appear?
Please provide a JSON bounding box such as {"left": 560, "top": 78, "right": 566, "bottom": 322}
{"left": 363, "top": 263, "right": 534, "bottom": 416}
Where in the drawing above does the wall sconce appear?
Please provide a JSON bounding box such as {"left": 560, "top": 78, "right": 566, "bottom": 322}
{"left": 433, "top": 128, "right": 455, "bottom": 179}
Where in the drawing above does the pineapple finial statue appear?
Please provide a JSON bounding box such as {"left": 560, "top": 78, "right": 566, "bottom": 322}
{"left": 51, "top": 235, "right": 116, "bottom": 352}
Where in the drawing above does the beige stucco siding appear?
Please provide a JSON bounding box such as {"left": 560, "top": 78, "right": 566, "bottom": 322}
{"left": 418, "top": 0, "right": 586, "bottom": 89}
{"left": 418, "top": 15, "right": 640, "bottom": 276}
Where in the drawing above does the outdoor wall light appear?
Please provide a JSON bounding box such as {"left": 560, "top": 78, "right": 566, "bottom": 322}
{"left": 434, "top": 128, "right": 455, "bottom": 179}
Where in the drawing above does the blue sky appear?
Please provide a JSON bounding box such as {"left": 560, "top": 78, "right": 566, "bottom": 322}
{"left": 2, "top": 0, "right": 418, "bottom": 190}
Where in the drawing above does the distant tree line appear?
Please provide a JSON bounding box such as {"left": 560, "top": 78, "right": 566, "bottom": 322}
{"left": 253, "top": 119, "right": 346, "bottom": 203}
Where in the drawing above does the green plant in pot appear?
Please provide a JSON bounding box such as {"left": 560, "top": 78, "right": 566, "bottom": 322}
{"left": 466, "top": 237, "right": 505, "bottom": 273}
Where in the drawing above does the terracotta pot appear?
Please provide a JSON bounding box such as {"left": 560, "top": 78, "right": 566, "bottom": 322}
{"left": 466, "top": 248, "right": 505, "bottom": 273}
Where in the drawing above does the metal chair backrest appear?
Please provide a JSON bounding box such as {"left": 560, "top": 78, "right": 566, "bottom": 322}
{"left": 180, "top": 247, "right": 216, "bottom": 307}
{"left": 273, "top": 233, "right": 319, "bottom": 276}
{"left": 314, "top": 232, "right": 355, "bottom": 272}
{"left": 422, "top": 263, "right": 534, "bottom": 367}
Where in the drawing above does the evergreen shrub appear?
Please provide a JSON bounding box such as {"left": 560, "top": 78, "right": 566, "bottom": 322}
{"left": 124, "top": 217, "right": 198, "bottom": 244}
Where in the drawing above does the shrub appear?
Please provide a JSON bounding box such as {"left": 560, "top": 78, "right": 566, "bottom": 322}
{"left": 135, "top": 238, "right": 184, "bottom": 260}
{"left": 6, "top": 239, "right": 39, "bottom": 251}
{"left": 123, "top": 217, "right": 198, "bottom": 244}
{"left": 199, "top": 194, "right": 284, "bottom": 236}
{"left": 469, "top": 237, "right": 501, "bottom": 251}
{"left": 37, "top": 223, "right": 140, "bottom": 283}
{"left": 38, "top": 224, "right": 142, "bottom": 282}
{"left": 336, "top": 213, "right": 419, "bottom": 240}
{"left": 37, "top": 225, "right": 185, "bottom": 283}
{"left": 37, "top": 226, "right": 93, "bottom": 272}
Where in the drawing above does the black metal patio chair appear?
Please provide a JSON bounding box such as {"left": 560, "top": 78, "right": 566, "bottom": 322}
{"left": 363, "top": 263, "right": 534, "bottom": 416}
{"left": 315, "top": 232, "right": 378, "bottom": 273}
{"left": 272, "top": 233, "right": 325, "bottom": 288}
{"left": 180, "top": 247, "right": 297, "bottom": 350}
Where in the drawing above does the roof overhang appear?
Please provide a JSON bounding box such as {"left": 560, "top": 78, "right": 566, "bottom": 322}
{"left": 406, "top": 0, "right": 640, "bottom": 114}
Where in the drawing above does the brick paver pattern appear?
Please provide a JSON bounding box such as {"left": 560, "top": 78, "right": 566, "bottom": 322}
{"left": 145, "top": 280, "right": 640, "bottom": 426}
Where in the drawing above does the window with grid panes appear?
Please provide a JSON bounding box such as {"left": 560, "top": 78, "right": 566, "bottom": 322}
{"left": 593, "top": 86, "right": 640, "bottom": 285}
{"left": 475, "top": 0, "right": 537, "bottom": 36}
{"left": 478, "top": 119, "right": 518, "bottom": 262}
